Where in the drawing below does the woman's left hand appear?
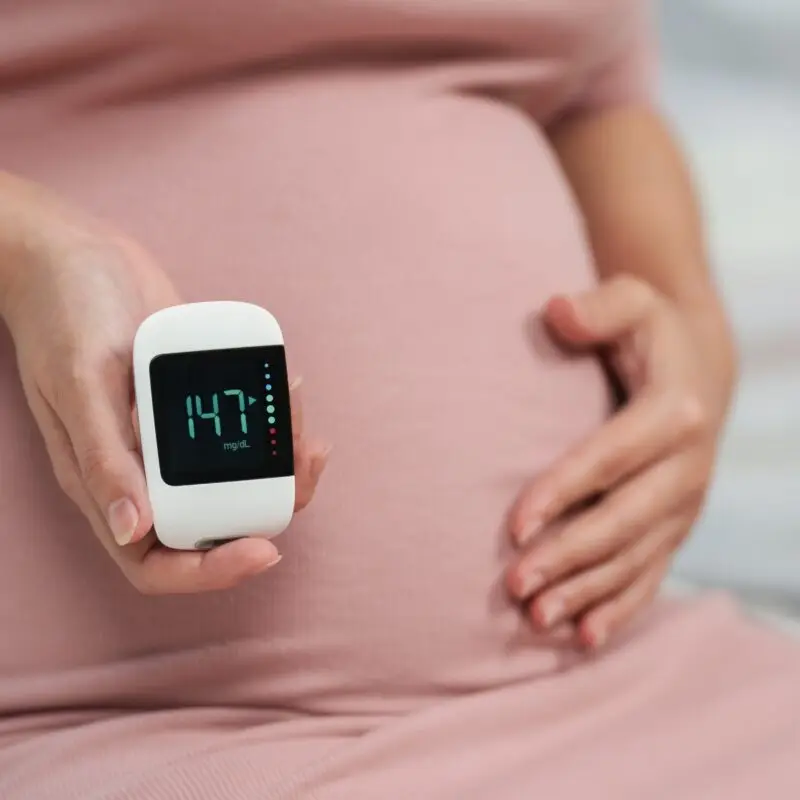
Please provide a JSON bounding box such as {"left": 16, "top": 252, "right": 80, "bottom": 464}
{"left": 505, "top": 275, "right": 735, "bottom": 649}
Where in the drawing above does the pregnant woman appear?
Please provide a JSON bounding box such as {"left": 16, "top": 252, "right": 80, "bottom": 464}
{"left": 1, "top": 1, "right": 799, "bottom": 797}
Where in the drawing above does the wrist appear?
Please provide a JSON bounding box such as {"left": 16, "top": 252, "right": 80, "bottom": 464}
{"left": 0, "top": 172, "right": 55, "bottom": 322}
{"left": 0, "top": 172, "right": 100, "bottom": 325}
{"left": 676, "top": 286, "right": 739, "bottom": 415}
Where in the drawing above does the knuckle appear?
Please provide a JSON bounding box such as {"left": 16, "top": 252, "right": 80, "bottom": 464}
{"left": 644, "top": 569, "right": 666, "bottom": 604}
{"left": 579, "top": 532, "right": 609, "bottom": 565}
{"left": 565, "top": 525, "right": 611, "bottom": 569}
{"left": 66, "top": 356, "right": 95, "bottom": 388}
{"left": 605, "top": 506, "right": 647, "bottom": 551}
{"left": 48, "top": 354, "right": 95, "bottom": 410}
{"left": 53, "top": 462, "right": 83, "bottom": 503}
{"left": 612, "top": 550, "right": 636, "bottom": 581}
{"left": 621, "top": 545, "right": 649, "bottom": 578}
{"left": 569, "top": 574, "right": 598, "bottom": 606}
{"left": 79, "top": 446, "right": 115, "bottom": 486}
{"left": 547, "top": 464, "right": 586, "bottom": 510}
{"left": 602, "top": 486, "right": 635, "bottom": 524}
{"left": 591, "top": 447, "right": 629, "bottom": 488}
{"left": 684, "top": 481, "right": 709, "bottom": 514}
{"left": 617, "top": 275, "right": 656, "bottom": 311}
{"left": 676, "top": 394, "right": 707, "bottom": 437}
{"left": 126, "top": 568, "right": 157, "bottom": 596}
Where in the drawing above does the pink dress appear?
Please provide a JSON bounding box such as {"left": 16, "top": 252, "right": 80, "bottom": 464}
{"left": 1, "top": 1, "right": 798, "bottom": 797}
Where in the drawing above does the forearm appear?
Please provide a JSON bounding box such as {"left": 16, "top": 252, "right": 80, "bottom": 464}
{"left": 0, "top": 171, "right": 60, "bottom": 317}
{"left": 549, "top": 107, "right": 738, "bottom": 398}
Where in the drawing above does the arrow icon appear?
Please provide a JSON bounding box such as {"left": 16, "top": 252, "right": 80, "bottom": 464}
{"left": 248, "top": 396, "right": 257, "bottom": 406}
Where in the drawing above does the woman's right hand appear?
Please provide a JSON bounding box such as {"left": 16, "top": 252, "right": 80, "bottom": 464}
{"left": 0, "top": 176, "right": 329, "bottom": 594}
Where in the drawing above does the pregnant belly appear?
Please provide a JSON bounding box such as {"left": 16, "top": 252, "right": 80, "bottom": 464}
{"left": 0, "top": 73, "right": 611, "bottom": 716}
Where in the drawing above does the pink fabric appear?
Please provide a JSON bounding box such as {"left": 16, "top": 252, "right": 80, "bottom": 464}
{"left": 1, "top": 1, "right": 799, "bottom": 797}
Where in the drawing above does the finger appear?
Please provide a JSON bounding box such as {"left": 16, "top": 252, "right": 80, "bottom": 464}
{"left": 288, "top": 377, "right": 332, "bottom": 511}
{"left": 579, "top": 555, "right": 671, "bottom": 650}
{"left": 289, "top": 377, "right": 308, "bottom": 485}
{"left": 510, "top": 388, "right": 689, "bottom": 545}
{"left": 54, "top": 355, "right": 152, "bottom": 547}
{"left": 131, "top": 401, "right": 141, "bottom": 444}
{"left": 30, "top": 376, "right": 280, "bottom": 595}
{"left": 543, "top": 275, "right": 658, "bottom": 348}
{"left": 294, "top": 441, "right": 331, "bottom": 512}
{"left": 527, "top": 515, "right": 686, "bottom": 629}
{"left": 25, "top": 385, "right": 87, "bottom": 508}
{"left": 547, "top": 621, "right": 579, "bottom": 645}
{"left": 28, "top": 387, "right": 153, "bottom": 566}
{"left": 132, "top": 536, "right": 281, "bottom": 595}
{"left": 33, "top": 393, "right": 123, "bottom": 560}
{"left": 39, "top": 410, "right": 280, "bottom": 595}
{"left": 29, "top": 382, "right": 123, "bottom": 546}
{"left": 507, "top": 454, "right": 693, "bottom": 600}
{"left": 289, "top": 375, "right": 305, "bottom": 442}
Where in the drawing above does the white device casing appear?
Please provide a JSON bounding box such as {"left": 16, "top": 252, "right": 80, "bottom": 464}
{"left": 133, "top": 301, "right": 295, "bottom": 551}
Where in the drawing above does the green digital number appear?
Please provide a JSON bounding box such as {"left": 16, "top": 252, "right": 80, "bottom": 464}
{"left": 185, "top": 395, "right": 195, "bottom": 439}
{"left": 186, "top": 392, "right": 221, "bottom": 438}
{"left": 224, "top": 389, "right": 248, "bottom": 435}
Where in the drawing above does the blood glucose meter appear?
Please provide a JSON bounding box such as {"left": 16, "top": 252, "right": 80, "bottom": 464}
{"left": 133, "top": 301, "right": 295, "bottom": 550}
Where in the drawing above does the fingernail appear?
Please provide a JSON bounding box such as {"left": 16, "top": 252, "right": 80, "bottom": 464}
{"left": 289, "top": 376, "right": 303, "bottom": 391}
{"left": 108, "top": 498, "right": 138, "bottom": 546}
{"left": 538, "top": 597, "right": 564, "bottom": 628}
{"left": 516, "top": 516, "right": 544, "bottom": 546}
{"left": 520, "top": 569, "right": 546, "bottom": 596}
{"left": 246, "top": 552, "right": 282, "bottom": 578}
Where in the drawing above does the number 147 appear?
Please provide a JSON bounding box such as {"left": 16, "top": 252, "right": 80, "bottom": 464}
{"left": 185, "top": 391, "right": 248, "bottom": 438}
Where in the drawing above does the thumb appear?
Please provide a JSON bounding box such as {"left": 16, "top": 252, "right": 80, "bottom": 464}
{"left": 544, "top": 275, "right": 658, "bottom": 347}
{"left": 60, "top": 371, "right": 152, "bottom": 547}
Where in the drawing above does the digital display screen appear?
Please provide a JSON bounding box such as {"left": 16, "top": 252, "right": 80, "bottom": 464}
{"left": 149, "top": 346, "right": 294, "bottom": 486}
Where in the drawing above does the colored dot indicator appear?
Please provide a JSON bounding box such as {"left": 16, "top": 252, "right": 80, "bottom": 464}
{"left": 268, "top": 416, "right": 276, "bottom": 424}
{"left": 264, "top": 363, "right": 270, "bottom": 368}
{"left": 271, "top": 439, "right": 277, "bottom": 445}
{"left": 269, "top": 428, "right": 276, "bottom": 434}
{"left": 266, "top": 405, "right": 275, "bottom": 413}
{"left": 265, "top": 384, "right": 272, "bottom": 390}
{"left": 266, "top": 394, "right": 274, "bottom": 402}
{"left": 272, "top": 451, "right": 278, "bottom": 456}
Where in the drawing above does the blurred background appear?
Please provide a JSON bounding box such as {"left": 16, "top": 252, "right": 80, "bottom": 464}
{"left": 657, "top": 1, "right": 800, "bottom": 612}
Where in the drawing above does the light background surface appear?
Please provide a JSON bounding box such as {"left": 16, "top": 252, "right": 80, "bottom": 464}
{"left": 658, "top": 1, "right": 800, "bottom": 607}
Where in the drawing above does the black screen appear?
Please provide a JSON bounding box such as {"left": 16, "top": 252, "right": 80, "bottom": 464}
{"left": 149, "top": 345, "right": 294, "bottom": 486}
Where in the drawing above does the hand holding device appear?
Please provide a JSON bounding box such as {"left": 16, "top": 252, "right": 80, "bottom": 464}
{"left": 3, "top": 190, "right": 329, "bottom": 593}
